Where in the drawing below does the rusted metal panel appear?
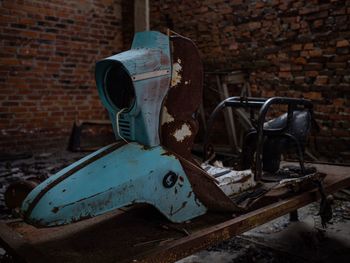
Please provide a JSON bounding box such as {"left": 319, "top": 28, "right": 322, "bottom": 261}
{"left": 159, "top": 35, "right": 242, "bottom": 215}
{"left": 161, "top": 35, "right": 203, "bottom": 159}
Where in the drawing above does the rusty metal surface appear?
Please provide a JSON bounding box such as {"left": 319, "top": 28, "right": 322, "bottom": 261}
{"left": 159, "top": 35, "right": 241, "bottom": 214}
{"left": 161, "top": 35, "right": 203, "bottom": 159}
{"left": 4, "top": 179, "right": 40, "bottom": 210}
{"left": 1, "top": 163, "right": 349, "bottom": 263}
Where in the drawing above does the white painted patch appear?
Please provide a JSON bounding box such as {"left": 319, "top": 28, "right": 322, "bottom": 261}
{"left": 171, "top": 58, "right": 182, "bottom": 87}
{"left": 161, "top": 106, "right": 175, "bottom": 125}
{"left": 201, "top": 163, "right": 256, "bottom": 197}
{"left": 173, "top": 123, "right": 191, "bottom": 142}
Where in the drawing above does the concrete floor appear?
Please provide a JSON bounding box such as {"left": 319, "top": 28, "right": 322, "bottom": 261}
{"left": 178, "top": 201, "right": 350, "bottom": 263}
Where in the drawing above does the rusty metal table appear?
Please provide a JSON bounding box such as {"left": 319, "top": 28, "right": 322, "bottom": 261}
{"left": 1, "top": 163, "right": 349, "bottom": 263}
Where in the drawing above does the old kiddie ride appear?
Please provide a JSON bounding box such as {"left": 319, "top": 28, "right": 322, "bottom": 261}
{"left": 21, "top": 31, "right": 329, "bottom": 227}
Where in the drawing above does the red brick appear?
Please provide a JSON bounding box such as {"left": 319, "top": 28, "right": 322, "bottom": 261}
{"left": 309, "top": 49, "right": 322, "bottom": 57}
{"left": 304, "top": 92, "right": 323, "bottom": 100}
{"left": 336, "top": 39, "right": 349, "bottom": 48}
{"left": 304, "top": 43, "right": 314, "bottom": 50}
{"left": 1, "top": 0, "right": 120, "bottom": 152}
{"left": 305, "top": 71, "right": 318, "bottom": 77}
{"left": 295, "top": 57, "right": 307, "bottom": 65}
{"left": 291, "top": 44, "right": 302, "bottom": 51}
{"left": 315, "top": 75, "right": 329, "bottom": 85}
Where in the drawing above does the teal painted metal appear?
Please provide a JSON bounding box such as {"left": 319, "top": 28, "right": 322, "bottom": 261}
{"left": 22, "top": 143, "right": 206, "bottom": 226}
{"left": 95, "top": 31, "right": 171, "bottom": 147}
{"left": 21, "top": 31, "right": 208, "bottom": 227}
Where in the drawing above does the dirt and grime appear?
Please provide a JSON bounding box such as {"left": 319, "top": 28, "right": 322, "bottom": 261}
{"left": 0, "top": 150, "right": 350, "bottom": 262}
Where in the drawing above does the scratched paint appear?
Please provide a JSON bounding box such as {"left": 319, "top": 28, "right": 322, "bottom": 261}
{"left": 22, "top": 142, "right": 207, "bottom": 226}
{"left": 173, "top": 123, "right": 192, "bottom": 142}
{"left": 171, "top": 58, "right": 182, "bottom": 87}
{"left": 95, "top": 31, "right": 172, "bottom": 147}
{"left": 161, "top": 106, "right": 175, "bottom": 125}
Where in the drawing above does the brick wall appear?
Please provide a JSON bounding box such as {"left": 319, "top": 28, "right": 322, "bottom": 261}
{"left": 0, "top": 0, "right": 123, "bottom": 153}
{"left": 151, "top": 0, "right": 350, "bottom": 162}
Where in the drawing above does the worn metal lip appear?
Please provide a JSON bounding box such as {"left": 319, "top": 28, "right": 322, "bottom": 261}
{"left": 131, "top": 69, "right": 170, "bottom": 82}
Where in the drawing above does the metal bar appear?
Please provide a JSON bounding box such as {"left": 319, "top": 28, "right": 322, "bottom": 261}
{"left": 203, "top": 96, "right": 312, "bottom": 162}
{"left": 199, "top": 103, "right": 207, "bottom": 133}
{"left": 221, "top": 82, "right": 239, "bottom": 151}
{"left": 289, "top": 210, "right": 299, "bottom": 222}
{"left": 132, "top": 69, "right": 170, "bottom": 81}
{"left": 215, "top": 76, "right": 236, "bottom": 150}
{"left": 224, "top": 100, "right": 265, "bottom": 108}
{"left": 254, "top": 97, "right": 313, "bottom": 180}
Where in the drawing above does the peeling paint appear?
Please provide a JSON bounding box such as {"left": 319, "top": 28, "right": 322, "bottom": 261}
{"left": 173, "top": 124, "right": 191, "bottom": 142}
{"left": 161, "top": 106, "right": 175, "bottom": 125}
{"left": 171, "top": 58, "right": 182, "bottom": 87}
{"left": 201, "top": 163, "right": 256, "bottom": 197}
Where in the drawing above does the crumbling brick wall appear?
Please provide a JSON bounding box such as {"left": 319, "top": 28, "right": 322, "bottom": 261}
{"left": 0, "top": 0, "right": 123, "bottom": 153}
{"left": 151, "top": 0, "right": 350, "bottom": 162}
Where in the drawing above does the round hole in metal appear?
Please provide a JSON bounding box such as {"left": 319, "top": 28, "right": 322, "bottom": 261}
{"left": 104, "top": 64, "right": 135, "bottom": 110}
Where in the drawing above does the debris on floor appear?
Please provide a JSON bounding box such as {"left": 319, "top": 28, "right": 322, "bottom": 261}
{"left": 1, "top": 151, "right": 350, "bottom": 262}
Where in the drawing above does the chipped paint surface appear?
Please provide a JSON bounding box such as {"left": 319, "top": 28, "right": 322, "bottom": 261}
{"left": 173, "top": 123, "right": 191, "bottom": 142}
{"left": 201, "top": 163, "right": 256, "bottom": 197}
{"left": 161, "top": 106, "right": 175, "bottom": 125}
{"left": 22, "top": 142, "right": 207, "bottom": 226}
{"left": 171, "top": 58, "right": 182, "bottom": 87}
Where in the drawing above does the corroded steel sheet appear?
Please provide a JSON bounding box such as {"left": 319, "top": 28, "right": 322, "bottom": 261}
{"left": 161, "top": 35, "right": 203, "bottom": 159}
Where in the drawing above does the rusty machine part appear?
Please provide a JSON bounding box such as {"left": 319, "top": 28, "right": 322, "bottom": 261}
{"left": 161, "top": 35, "right": 239, "bottom": 212}
{"left": 4, "top": 178, "right": 41, "bottom": 210}
{"left": 13, "top": 31, "right": 329, "bottom": 228}
{"left": 19, "top": 31, "right": 242, "bottom": 228}
{"left": 204, "top": 96, "right": 333, "bottom": 225}
{"left": 204, "top": 96, "right": 315, "bottom": 180}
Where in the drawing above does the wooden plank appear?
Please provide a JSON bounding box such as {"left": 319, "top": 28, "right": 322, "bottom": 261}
{"left": 130, "top": 170, "right": 350, "bottom": 262}
{"left": 0, "top": 221, "right": 48, "bottom": 263}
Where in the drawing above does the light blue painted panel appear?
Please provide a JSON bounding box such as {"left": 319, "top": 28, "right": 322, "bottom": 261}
{"left": 94, "top": 31, "right": 171, "bottom": 147}
{"left": 22, "top": 143, "right": 207, "bottom": 226}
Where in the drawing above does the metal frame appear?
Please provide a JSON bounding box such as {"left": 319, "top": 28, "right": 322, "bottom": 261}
{"left": 204, "top": 96, "right": 314, "bottom": 180}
